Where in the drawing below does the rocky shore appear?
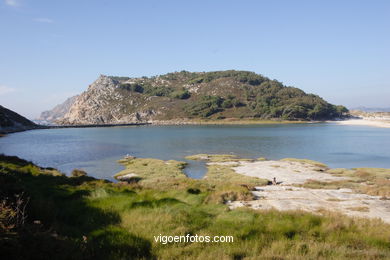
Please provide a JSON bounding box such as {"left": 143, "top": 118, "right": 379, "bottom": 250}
{"left": 226, "top": 159, "right": 390, "bottom": 223}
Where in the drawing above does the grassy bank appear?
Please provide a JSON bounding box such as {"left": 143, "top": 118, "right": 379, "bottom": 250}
{"left": 1, "top": 155, "right": 390, "bottom": 259}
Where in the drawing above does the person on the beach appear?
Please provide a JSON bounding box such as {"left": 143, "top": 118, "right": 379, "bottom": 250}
{"left": 273, "top": 177, "right": 277, "bottom": 185}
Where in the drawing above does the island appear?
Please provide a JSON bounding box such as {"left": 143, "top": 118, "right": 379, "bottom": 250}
{"left": 39, "top": 70, "right": 349, "bottom": 125}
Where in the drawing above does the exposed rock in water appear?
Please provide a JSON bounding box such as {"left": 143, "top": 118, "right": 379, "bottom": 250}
{"left": 0, "top": 105, "right": 37, "bottom": 134}
{"left": 44, "top": 71, "right": 348, "bottom": 125}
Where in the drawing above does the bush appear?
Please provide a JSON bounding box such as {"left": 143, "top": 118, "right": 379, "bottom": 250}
{"left": 143, "top": 84, "right": 174, "bottom": 97}
{"left": 119, "top": 83, "right": 144, "bottom": 93}
{"left": 187, "top": 188, "right": 201, "bottom": 194}
{"left": 184, "top": 96, "right": 223, "bottom": 117}
{"left": 170, "top": 89, "right": 191, "bottom": 99}
{"left": 71, "top": 169, "right": 87, "bottom": 177}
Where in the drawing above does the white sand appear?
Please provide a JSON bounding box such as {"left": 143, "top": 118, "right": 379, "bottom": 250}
{"left": 332, "top": 119, "right": 390, "bottom": 128}
{"left": 219, "top": 160, "right": 390, "bottom": 223}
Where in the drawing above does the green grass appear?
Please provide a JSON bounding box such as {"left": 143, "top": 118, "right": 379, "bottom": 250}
{"left": 115, "top": 157, "right": 190, "bottom": 189}
{"left": 116, "top": 156, "right": 267, "bottom": 203}
{"left": 202, "top": 164, "right": 269, "bottom": 203}
{"left": 1, "top": 154, "right": 390, "bottom": 259}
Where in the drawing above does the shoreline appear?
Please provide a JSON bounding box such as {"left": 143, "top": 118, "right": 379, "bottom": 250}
{"left": 5, "top": 117, "right": 390, "bottom": 135}
{"left": 330, "top": 118, "right": 390, "bottom": 128}
{"left": 0, "top": 119, "right": 314, "bottom": 135}
{"left": 49, "top": 119, "right": 313, "bottom": 127}
{"left": 0, "top": 122, "right": 150, "bottom": 135}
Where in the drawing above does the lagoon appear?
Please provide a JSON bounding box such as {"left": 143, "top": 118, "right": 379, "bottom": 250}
{"left": 0, "top": 123, "right": 389, "bottom": 180}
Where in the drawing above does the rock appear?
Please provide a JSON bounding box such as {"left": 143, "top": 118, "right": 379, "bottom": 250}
{"left": 116, "top": 173, "right": 141, "bottom": 183}
{"left": 38, "top": 95, "right": 78, "bottom": 123}
{"left": 124, "top": 155, "right": 136, "bottom": 160}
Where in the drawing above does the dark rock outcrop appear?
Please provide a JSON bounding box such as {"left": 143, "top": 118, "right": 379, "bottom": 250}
{"left": 0, "top": 105, "right": 37, "bottom": 134}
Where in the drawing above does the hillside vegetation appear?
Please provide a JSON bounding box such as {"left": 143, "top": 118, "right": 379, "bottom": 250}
{"left": 1, "top": 154, "right": 389, "bottom": 259}
{"left": 50, "top": 70, "right": 348, "bottom": 125}
{"left": 0, "top": 105, "right": 37, "bottom": 134}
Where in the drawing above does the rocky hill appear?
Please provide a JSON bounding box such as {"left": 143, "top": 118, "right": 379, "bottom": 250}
{"left": 0, "top": 105, "right": 37, "bottom": 134}
{"left": 45, "top": 70, "right": 347, "bottom": 125}
{"left": 39, "top": 95, "right": 78, "bottom": 123}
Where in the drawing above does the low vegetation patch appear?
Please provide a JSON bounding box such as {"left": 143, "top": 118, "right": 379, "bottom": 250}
{"left": 1, "top": 154, "right": 390, "bottom": 259}
{"left": 115, "top": 157, "right": 190, "bottom": 189}
{"left": 281, "top": 158, "right": 328, "bottom": 168}
{"left": 185, "top": 153, "right": 254, "bottom": 163}
{"left": 299, "top": 168, "right": 390, "bottom": 197}
{"left": 347, "top": 206, "right": 370, "bottom": 212}
{"left": 185, "top": 153, "right": 240, "bottom": 162}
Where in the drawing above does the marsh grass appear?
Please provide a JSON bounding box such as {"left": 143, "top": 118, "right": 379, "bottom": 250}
{"left": 1, "top": 154, "right": 390, "bottom": 259}
{"left": 115, "top": 156, "right": 268, "bottom": 204}
{"left": 299, "top": 168, "right": 390, "bottom": 197}
{"left": 281, "top": 158, "right": 328, "bottom": 168}
{"left": 115, "top": 157, "right": 191, "bottom": 190}
{"left": 185, "top": 154, "right": 242, "bottom": 162}
{"left": 347, "top": 206, "right": 370, "bottom": 212}
{"left": 202, "top": 164, "right": 269, "bottom": 203}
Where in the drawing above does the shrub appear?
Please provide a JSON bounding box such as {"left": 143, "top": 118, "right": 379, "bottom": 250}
{"left": 184, "top": 96, "right": 223, "bottom": 117}
{"left": 187, "top": 188, "right": 201, "bottom": 194}
{"left": 170, "top": 89, "right": 191, "bottom": 99}
{"left": 143, "top": 84, "right": 174, "bottom": 97}
{"left": 71, "top": 169, "right": 87, "bottom": 177}
{"left": 119, "top": 83, "right": 144, "bottom": 93}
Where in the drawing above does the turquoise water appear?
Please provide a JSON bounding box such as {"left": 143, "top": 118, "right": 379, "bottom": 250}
{"left": 0, "top": 123, "right": 389, "bottom": 180}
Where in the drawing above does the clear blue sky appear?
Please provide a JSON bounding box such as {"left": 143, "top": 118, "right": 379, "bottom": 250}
{"left": 1, "top": 0, "right": 389, "bottom": 119}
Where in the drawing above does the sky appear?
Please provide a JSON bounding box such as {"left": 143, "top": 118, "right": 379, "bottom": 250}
{"left": 0, "top": 0, "right": 389, "bottom": 119}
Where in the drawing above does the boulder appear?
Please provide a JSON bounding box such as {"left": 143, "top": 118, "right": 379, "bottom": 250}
{"left": 116, "top": 173, "right": 141, "bottom": 183}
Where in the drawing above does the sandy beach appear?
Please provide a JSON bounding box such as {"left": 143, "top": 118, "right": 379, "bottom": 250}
{"left": 332, "top": 119, "right": 390, "bottom": 128}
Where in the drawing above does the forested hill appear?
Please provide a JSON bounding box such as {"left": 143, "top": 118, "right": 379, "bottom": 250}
{"left": 42, "top": 70, "right": 348, "bottom": 125}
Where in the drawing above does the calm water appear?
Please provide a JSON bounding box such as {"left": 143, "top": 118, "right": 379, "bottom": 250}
{"left": 0, "top": 123, "right": 389, "bottom": 180}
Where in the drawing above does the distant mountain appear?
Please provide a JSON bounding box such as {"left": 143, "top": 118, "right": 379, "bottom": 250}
{"left": 350, "top": 106, "right": 390, "bottom": 112}
{"left": 38, "top": 95, "right": 78, "bottom": 123}
{"left": 0, "top": 105, "right": 37, "bottom": 134}
{"left": 43, "top": 70, "right": 348, "bottom": 125}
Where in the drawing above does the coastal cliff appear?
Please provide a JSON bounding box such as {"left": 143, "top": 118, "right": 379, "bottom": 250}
{"left": 39, "top": 95, "right": 78, "bottom": 123}
{"left": 42, "top": 70, "right": 348, "bottom": 125}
